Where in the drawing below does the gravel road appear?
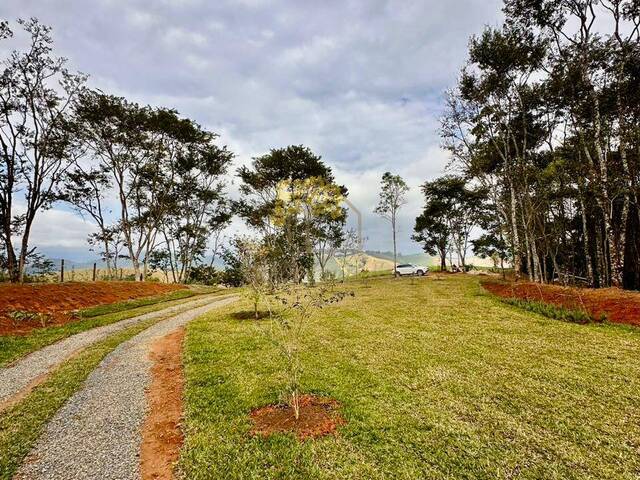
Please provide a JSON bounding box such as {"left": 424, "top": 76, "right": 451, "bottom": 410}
{"left": 15, "top": 295, "right": 237, "bottom": 480}
{"left": 0, "top": 293, "right": 229, "bottom": 407}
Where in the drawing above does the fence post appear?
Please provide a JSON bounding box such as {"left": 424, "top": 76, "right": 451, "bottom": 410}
{"left": 60, "top": 259, "right": 65, "bottom": 283}
{"left": 93, "top": 262, "right": 97, "bottom": 281}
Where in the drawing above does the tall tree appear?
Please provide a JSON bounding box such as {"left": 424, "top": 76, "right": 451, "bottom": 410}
{"left": 74, "top": 90, "right": 233, "bottom": 281}
{"left": 237, "top": 145, "right": 347, "bottom": 284}
{"left": 62, "top": 163, "right": 114, "bottom": 275}
{"left": 441, "top": 0, "right": 640, "bottom": 289}
{"left": 374, "top": 172, "right": 409, "bottom": 276}
{"left": 413, "top": 190, "right": 451, "bottom": 272}
{"left": 0, "top": 19, "right": 86, "bottom": 282}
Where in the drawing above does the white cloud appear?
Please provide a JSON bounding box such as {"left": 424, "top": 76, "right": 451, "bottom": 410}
{"left": 0, "top": 0, "right": 504, "bottom": 257}
{"left": 29, "top": 209, "right": 96, "bottom": 248}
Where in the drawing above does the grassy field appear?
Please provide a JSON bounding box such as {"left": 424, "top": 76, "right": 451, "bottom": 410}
{"left": 181, "top": 275, "right": 640, "bottom": 479}
{"left": 0, "top": 287, "right": 222, "bottom": 367}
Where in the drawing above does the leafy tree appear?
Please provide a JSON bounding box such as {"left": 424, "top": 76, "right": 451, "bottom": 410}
{"left": 413, "top": 200, "right": 450, "bottom": 272}
{"left": 74, "top": 90, "right": 233, "bottom": 282}
{"left": 441, "top": 1, "right": 640, "bottom": 288}
{"left": 148, "top": 249, "right": 172, "bottom": 283}
{"left": 28, "top": 251, "right": 55, "bottom": 279}
{"left": 87, "top": 223, "right": 128, "bottom": 277}
{"left": 158, "top": 135, "right": 233, "bottom": 283}
{"left": 186, "top": 265, "right": 219, "bottom": 286}
{"left": 62, "top": 164, "right": 114, "bottom": 275}
{"left": 374, "top": 172, "right": 409, "bottom": 275}
{"left": 472, "top": 233, "right": 509, "bottom": 277}
{"left": 415, "top": 176, "right": 487, "bottom": 271}
{"left": 237, "top": 145, "right": 347, "bottom": 284}
{"left": 272, "top": 176, "right": 345, "bottom": 284}
{"left": 0, "top": 19, "right": 86, "bottom": 282}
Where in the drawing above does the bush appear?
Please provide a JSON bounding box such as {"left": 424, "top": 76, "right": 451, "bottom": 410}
{"left": 219, "top": 268, "right": 243, "bottom": 287}
{"left": 188, "top": 265, "right": 220, "bottom": 286}
{"left": 8, "top": 310, "right": 51, "bottom": 328}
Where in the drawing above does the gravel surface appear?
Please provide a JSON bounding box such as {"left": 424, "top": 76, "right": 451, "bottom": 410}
{"left": 15, "top": 295, "right": 237, "bottom": 480}
{"left": 0, "top": 293, "right": 229, "bottom": 406}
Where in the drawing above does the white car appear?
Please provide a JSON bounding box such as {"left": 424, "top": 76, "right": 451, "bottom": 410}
{"left": 395, "top": 263, "right": 429, "bottom": 276}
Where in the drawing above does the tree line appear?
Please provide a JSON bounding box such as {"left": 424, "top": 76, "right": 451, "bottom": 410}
{"left": 0, "top": 19, "right": 355, "bottom": 285}
{"left": 413, "top": 0, "right": 640, "bottom": 290}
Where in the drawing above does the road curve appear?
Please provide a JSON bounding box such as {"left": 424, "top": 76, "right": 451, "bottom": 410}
{"left": 0, "top": 293, "right": 230, "bottom": 408}
{"left": 15, "top": 295, "right": 237, "bottom": 480}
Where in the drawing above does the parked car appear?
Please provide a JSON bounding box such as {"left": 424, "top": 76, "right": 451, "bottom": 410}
{"left": 395, "top": 263, "right": 429, "bottom": 276}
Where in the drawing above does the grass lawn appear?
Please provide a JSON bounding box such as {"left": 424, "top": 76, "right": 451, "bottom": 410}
{"left": 0, "top": 286, "right": 223, "bottom": 367}
{"left": 181, "top": 275, "right": 640, "bottom": 479}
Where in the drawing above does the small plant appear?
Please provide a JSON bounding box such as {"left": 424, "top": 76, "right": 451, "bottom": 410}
{"left": 265, "top": 281, "right": 353, "bottom": 420}
{"left": 7, "top": 310, "right": 51, "bottom": 328}
{"left": 233, "top": 237, "right": 272, "bottom": 320}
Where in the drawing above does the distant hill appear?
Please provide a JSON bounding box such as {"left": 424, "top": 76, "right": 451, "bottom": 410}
{"left": 366, "top": 251, "right": 433, "bottom": 265}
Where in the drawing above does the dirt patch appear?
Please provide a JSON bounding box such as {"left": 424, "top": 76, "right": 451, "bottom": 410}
{"left": 141, "top": 328, "right": 185, "bottom": 480}
{"left": 250, "top": 395, "right": 346, "bottom": 441}
{"left": 0, "top": 282, "right": 185, "bottom": 336}
{"left": 482, "top": 280, "right": 640, "bottom": 327}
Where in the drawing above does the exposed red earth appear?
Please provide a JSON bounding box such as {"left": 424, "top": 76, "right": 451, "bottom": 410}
{"left": 482, "top": 280, "right": 640, "bottom": 327}
{"left": 0, "top": 281, "right": 185, "bottom": 335}
{"left": 250, "top": 395, "right": 346, "bottom": 441}
{"left": 141, "top": 328, "right": 185, "bottom": 480}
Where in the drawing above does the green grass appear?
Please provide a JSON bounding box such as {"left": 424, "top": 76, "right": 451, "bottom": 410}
{"left": 181, "top": 275, "right": 640, "bottom": 479}
{"left": 0, "top": 316, "right": 160, "bottom": 479}
{"left": 79, "top": 288, "right": 200, "bottom": 317}
{"left": 499, "top": 297, "right": 599, "bottom": 324}
{"left": 0, "top": 287, "right": 221, "bottom": 367}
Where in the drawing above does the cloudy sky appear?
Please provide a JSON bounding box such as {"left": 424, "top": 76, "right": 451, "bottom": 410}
{"left": 1, "top": 0, "right": 503, "bottom": 261}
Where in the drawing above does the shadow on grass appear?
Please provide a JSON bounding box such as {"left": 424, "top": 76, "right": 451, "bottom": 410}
{"left": 231, "top": 311, "right": 271, "bottom": 321}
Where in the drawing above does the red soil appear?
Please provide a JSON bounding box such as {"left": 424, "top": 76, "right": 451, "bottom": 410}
{"left": 0, "top": 281, "right": 185, "bottom": 335}
{"left": 250, "top": 395, "right": 346, "bottom": 441}
{"left": 141, "top": 328, "right": 185, "bottom": 480}
{"left": 482, "top": 280, "right": 640, "bottom": 327}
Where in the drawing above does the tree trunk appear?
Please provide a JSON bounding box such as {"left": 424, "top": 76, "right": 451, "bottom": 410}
{"left": 392, "top": 213, "right": 398, "bottom": 277}
{"left": 578, "top": 183, "right": 594, "bottom": 287}
{"left": 439, "top": 247, "right": 447, "bottom": 272}
{"left": 509, "top": 182, "right": 522, "bottom": 281}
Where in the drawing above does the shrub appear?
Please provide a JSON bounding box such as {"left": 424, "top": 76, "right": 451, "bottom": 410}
{"left": 188, "top": 265, "right": 220, "bottom": 286}
{"left": 8, "top": 310, "right": 51, "bottom": 328}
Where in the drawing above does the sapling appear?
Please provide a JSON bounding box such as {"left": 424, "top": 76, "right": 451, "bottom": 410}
{"left": 233, "top": 237, "right": 272, "bottom": 319}
{"left": 266, "top": 281, "right": 353, "bottom": 420}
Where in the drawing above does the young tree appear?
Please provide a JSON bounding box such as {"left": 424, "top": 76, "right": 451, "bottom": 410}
{"left": 374, "top": 172, "right": 409, "bottom": 276}
{"left": 232, "top": 236, "right": 272, "bottom": 319}
{"left": 0, "top": 19, "right": 86, "bottom": 282}
{"left": 269, "top": 282, "right": 352, "bottom": 420}
{"left": 336, "top": 228, "right": 360, "bottom": 281}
